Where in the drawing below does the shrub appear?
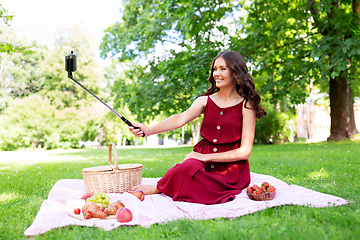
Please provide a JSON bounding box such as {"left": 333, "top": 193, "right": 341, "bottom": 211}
{"left": 0, "top": 96, "right": 136, "bottom": 150}
{"left": 0, "top": 96, "right": 97, "bottom": 150}
{"left": 254, "top": 107, "right": 295, "bottom": 144}
{"left": 0, "top": 96, "right": 57, "bottom": 150}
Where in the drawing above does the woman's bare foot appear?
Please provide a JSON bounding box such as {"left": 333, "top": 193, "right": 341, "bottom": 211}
{"left": 128, "top": 185, "right": 160, "bottom": 195}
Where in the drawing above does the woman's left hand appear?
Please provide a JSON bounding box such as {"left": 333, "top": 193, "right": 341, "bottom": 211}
{"left": 183, "top": 151, "right": 207, "bottom": 162}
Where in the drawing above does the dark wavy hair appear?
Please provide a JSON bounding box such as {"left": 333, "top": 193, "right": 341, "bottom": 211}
{"left": 206, "top": 51, "right": 266, "bottom": 119}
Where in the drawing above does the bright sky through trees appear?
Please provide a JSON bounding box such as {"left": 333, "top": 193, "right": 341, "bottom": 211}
{"left": 1, "top": 0, "right": 123, "bottom": 65}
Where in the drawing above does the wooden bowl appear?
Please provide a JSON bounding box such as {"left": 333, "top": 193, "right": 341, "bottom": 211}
{"left": 247, "top": 190, "right": 276, "bottom": 201}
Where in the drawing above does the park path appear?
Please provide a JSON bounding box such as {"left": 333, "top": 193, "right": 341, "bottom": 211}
{"left": 0, "top": 149, "right": 84, "bottom": 164}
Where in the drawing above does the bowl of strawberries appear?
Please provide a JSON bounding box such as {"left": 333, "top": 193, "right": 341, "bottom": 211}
{"left": 246, "top": 182, "right": 276, "bottom": 201}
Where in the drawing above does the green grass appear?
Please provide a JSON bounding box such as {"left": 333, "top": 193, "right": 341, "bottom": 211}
{"left": 0, "top": 141, "right": 359, "bottom": 239}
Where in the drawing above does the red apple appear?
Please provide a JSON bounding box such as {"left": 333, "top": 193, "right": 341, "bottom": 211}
{"left": 116, "top": 208, "right": 133, "bottom": 223}
{"left": 133, "top": 190, "right": 145, "bottom": 201}
{"left": 81, "top": 192, "right": 93, "bottom": 201}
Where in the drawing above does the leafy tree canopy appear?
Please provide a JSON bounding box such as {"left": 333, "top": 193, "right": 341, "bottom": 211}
{"left": 0, "top": 6, "right": 33, "bottom": 54}
{"left": 0, "top": 4, "right": 13, "bottom": 25}
{"left": 100, "top": 0, "right": 243, "bottom": 121}
{"left": 235, "top": 0, "right": 360, "bottom": 104}
{"left": 235, "top": 0, "right": 360, "bottom": 140}
{"left": 40, "top": 24, "right": 104, "bottom": 109}
{"left": 0, "top": 26, "right": 41, "bottom": 111}
{"left": 101, "top": 0, "right": 360, "bottom": 140}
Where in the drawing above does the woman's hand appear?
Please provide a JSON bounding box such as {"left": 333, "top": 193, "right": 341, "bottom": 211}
{"left": 128, "top": 122, "right": 149, "bottom": 137}
{"left": 184, "top": 151, "right": 208, "bottom": 162}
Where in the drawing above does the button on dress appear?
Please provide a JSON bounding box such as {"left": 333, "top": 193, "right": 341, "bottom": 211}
{"left": 156, "top": 95, "right": 250, "bottom": 204}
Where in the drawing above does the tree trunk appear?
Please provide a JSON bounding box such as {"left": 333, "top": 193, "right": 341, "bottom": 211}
{"left": 353, "top": 0, "right": 360, "bottom": 18}
{"left": 308, "top": 0, "right": 357, "bottom": 141}
{"left": 351, "top": 0, "right": 360, "bottom": 134}
{"left": 190, "top": 120, "right": 201, "bottom": 145}
{"left": 349, "top": 88, "right": 358, "bottom": 135}
{"left": 328, "top": 75, "right": 353, "bottom": 140}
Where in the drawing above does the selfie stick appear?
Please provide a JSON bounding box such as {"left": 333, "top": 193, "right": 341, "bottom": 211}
{"left": 65, "top": 51, "right": 145, "bottom": 137}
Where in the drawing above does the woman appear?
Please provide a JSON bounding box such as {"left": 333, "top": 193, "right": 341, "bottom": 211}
{"left": 128, "top": 51, "right": 266, "bottom": 204}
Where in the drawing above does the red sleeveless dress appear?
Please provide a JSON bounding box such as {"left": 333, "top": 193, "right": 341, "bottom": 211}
{"left": 156, "top": 95, "right": 251, "bottom": 204}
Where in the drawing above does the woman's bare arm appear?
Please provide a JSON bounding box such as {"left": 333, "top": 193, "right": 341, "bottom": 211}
{"left": 129, "top": 96, "right": 207, "bottom": 137}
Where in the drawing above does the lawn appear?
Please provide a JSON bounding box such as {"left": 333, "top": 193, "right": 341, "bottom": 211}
{"left": 0, "top": 140, "right": 359, "bottom": 239}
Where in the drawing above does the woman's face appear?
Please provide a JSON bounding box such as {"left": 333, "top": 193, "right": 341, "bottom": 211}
{"left": 213, "top": 57, "right": 234, "bottom": 89}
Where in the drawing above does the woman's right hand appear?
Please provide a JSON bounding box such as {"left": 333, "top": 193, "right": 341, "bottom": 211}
{"left": 128, "top": 122, "right": 149, "bottom": 137}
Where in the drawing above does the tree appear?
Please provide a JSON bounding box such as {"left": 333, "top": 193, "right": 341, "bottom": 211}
{"left": 0, "top": 96, "right": 57, "bottom": 150}
{"left": 235, "top": 0, "right": 360, "bottom": 140}
{"left": 0, "top": 5, "right": 32, "bottom": 54}
{"left": 0, "top": 4, "right": 12, "bottom": 25}
{"left": 2, "top": 41, "right": 45, "bottom": 97}
{"left": 0, "top": 5, "right": 44, "bottom": 111}
{"left": 100, "top": 0, "right": 239, "bottom": 120}
{"left": 40, "top": 23, "right": 104, "bottom": 109}
{"left": 0, "top": 26, "right": 39, "bottom": 111}
{"left": 101, "top": 0, "right": 360, "bottom": 142}
{"left": 0, "top": 96, "right": 108, "bottom": 150}
{"left": 0, "top": 5, "right": 40, "bottom": 112}
{"left": 0, "top": 3, "right": 13, "bottom": 53}
{"left": 100, "top": 0, "right": 241, "bottom": 142}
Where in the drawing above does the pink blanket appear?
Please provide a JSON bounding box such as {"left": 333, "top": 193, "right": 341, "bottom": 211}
{"left": 24, "top": 172, "right": 350, "bottom": 236}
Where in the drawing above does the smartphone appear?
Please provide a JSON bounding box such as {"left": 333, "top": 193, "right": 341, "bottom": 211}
{"left": 65, "top": 51, "right": 77, "bottom": 72}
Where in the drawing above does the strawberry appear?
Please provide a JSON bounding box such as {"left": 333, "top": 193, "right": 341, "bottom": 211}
{"left": 255, "top": 188, "right": 263, "bottom": 194}
{"left": 262, "top": 182, "right": 270, "bottom": 188}
{"left": 252, "top": 184, "right": 259, "bottom": 190}
{"left": 247, "top": 187, "right": 253, "bottom": 194}
{"left": 268, "top": 186, "right": 276, "bottom": 192}
{"left": 99, "top": 207, "right": 105, "bottom": 212}
{"left": 261, "top": 186, "right": 267, "bottom": 192}
{"left": 83, "top": 210, "right": 92, "bottom": 219}
{"left": 104, "top": 208, "right": 110, "bottom": 216}
{"left": 74, "top": 208, "right": 81, "bottom": 215}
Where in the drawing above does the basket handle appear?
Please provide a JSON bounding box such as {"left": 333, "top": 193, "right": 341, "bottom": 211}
{"left": 109, "top": 142, "right": 118, "bottom": 170}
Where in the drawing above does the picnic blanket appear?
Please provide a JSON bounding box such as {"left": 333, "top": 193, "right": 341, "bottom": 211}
{"left": 24, "top": 172, "right": 350, "bottom": 236}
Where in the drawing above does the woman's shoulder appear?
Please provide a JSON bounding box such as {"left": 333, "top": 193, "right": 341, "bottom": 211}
{"left": 191, "top": 95, "right": 208, "bottom": 109}
{"left": 195, "top": 95, "right": 208, "bottom": 104}
{"left": 186, "top": 95, "right": 208, "bottom": 115}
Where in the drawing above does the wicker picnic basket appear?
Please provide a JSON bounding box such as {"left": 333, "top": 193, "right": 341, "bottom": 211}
{"left": 82, "top": 142, "right": 142, "bottom": 194}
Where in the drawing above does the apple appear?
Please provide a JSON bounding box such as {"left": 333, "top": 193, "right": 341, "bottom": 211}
{"left": 81, "top": 192, "right": 93, "bottom": 201}
{"left": 133, "top": 190, "right": 145, "bottom": 201}
{"left": 116, "top": 208, "right": 133, "bottom": 223}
